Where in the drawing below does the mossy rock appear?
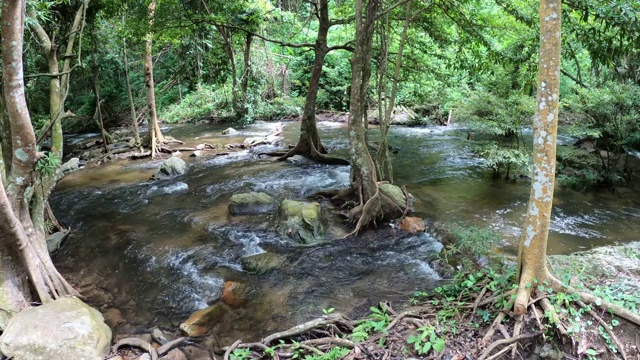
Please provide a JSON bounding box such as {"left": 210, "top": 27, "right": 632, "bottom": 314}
{"left": 241, "top": 252, "right": 287, "bottom": 274}
{"left": 379, "top": 183, "right": 414, "bottom": 211}
{"left": 278, "top": 200, "right": 325, "bottom": 244}
{"left": 229, "top": 192, "right": 278, "bottom": 215}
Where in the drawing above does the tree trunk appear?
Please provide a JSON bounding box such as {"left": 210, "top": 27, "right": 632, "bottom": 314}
{"left": 1, "top": 0, "right": 77, "bottom": 308}
{"left": 144, "top": 0, "right": 165, "bottom": 158}
{"left": 347, "top": 0, "right": 381, "bottom": 233}
{"left": 277, "top": 0, "right": 348, "bottom": 165}
{"left": 513, "top": 0, "right": 562, "bottom": 315}
{"left": 28, "top": 0, "right": 88, "bottom": 237}
{"left": 123, "top": 35, "right": 142, "bottom": 147}
{"left": 91, "top": 31, "right": 110, "bottom": 151}
{"left": 376, "top": 3, "right": 411, "bottom": 183}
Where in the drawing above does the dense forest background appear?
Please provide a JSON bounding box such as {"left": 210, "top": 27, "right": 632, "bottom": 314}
{"left": 18, "top": 0, "right": 640, "bottom": 191}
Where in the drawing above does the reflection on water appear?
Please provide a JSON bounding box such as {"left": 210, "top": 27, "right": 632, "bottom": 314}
{"left": 51, "top": 121, "right": 640, "bottom": 340}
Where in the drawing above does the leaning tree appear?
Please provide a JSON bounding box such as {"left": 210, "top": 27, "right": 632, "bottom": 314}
{"left": 0, "top": 0, "right": 78, "bottom": 329}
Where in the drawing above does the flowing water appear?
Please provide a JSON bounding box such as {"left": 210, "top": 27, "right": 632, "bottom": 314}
{"left": 51, "top": 120, "right": 640, "bottom": 341}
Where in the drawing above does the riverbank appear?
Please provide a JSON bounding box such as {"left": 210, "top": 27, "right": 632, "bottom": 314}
{"left": 103, "top": 242, "right": 640, "bottom": 360}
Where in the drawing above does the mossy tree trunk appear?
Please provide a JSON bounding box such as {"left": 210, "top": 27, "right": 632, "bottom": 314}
{"left": 0, "top": 0, "right": 77, "bottom": 316}
{"left": 346, "top": 0, "right": 382, "bottom": 233}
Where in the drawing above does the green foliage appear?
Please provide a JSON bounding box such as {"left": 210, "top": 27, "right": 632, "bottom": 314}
{"left": 473, "top": 144, "right": 530, "bottom": 180}
{"left": 406, "top": 325, "right": 445, "bottom": 356}
{"left": 350, "top": 305, "right": 390, "bottom": 342}
{"left": 443, "top": 224, "right": 500, "bottom": 265}
{"left": 160, "top": 84, "right": 232, "bottom": 123}
{"left": 457, "top": 89, "right": 534, "bottom": 143}
{"left": 301, "top": 346, "right": 349, "bottom": 360}
{"left": 230, "top": 347, "right": 252, "bottom": 360}
{"left": 35, "top": 152, "right": 61, "bottom": 175}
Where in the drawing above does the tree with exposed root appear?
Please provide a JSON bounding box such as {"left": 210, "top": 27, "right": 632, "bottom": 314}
{"left": 276, "top": 0, "right": 349, "bottom": 165}
{"left": 144, "top": 0, "right": 166, "bottom": 158}
{"left": 0, "top": 0, "right": 78, "bottom": 328}
{"left": 480, "top": 0, "right": 640, "bottom": 357}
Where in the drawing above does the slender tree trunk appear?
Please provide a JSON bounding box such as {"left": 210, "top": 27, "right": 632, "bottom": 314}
{"left": 216, "top": 25, "right": 241, "bottom": 117}
{"left": 347, "top": 0, "right": 381, "bottom": 233}
{"left": 1, "top": 0, "right": 77, "bottom": 307}
{"left": 238, "top": 32, "right": 254, "bottom": 119}
{"left": 376, "top": 3, "right": 411, "bottom": 183}
{"left": 28, "top": 0, "right": 88, "bottom": 237}
{"left": 91, "top": 32, "right": 110, "bottom": 152}
{"left": 123, "top": 36, "right": 141, "bottom": 147}
{"left": 277, "top": 0, "right": 348, "bottom": 165}
{"left": 513, "top": 0, "right": 562, "bottom": 315}
{"left": 144, "top": 0, "right": 165, "bottom": 158}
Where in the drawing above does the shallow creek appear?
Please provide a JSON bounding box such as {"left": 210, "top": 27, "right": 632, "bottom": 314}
{"left": 51, "top": 121, "right": 640, "bottom": 341}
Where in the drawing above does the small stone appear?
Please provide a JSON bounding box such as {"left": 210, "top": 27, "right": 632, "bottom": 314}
{"left": 398, "top": 217, "right": 425, "bottom": 233}
{"left": 190, "top": 150, "right": 202, "bottom": 157}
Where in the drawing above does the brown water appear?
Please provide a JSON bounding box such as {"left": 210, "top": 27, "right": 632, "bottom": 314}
{"left": 51, "top": 120, "right": 640, "bottom": 340}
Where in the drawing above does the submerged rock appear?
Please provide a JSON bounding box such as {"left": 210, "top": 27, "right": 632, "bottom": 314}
{"left": 278, "top": 200, "right": 325, "bottom": 244}
{"left": 241, "top": 252, "right": 287, "bottom": 274}
{"left": 0, "top": 297, "right": 111, "bottom": 360}
{"left": 228, "top": 192, "right": 278, "bottom": 215}
{"left": 222, "top": 127, "right": 239, "bottom": 135}
{"left": 221, "top": 281, "right": 251, "bottom": 307}
{"left": 152, "top": 156, "right": 187, "bottom": 180}
{"left": 179, "top": 302, "right": 231, "bottom": 337}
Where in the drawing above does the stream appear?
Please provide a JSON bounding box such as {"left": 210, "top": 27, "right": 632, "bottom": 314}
{"left": 51, "top": 120, "right": 640, "bottom": 341}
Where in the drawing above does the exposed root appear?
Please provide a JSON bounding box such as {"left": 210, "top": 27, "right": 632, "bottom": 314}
{"left": 478, "top": 332, "right": 541, "bottom": 360}
{"left": 112, "top": 337, "right": 158, "bottom": 360}
{"left": 261, "top": 313, "right": 350, "bottom": 345}
{"left": 577, "top": 300, "right": 628, "bottom": 360}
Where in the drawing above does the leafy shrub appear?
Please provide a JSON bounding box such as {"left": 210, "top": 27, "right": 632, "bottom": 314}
{"left": 473, "top": 143, "right": 530, "bottom": 180}
{"left": 160, "top": 84, "right": 232, "bottom": 123}
{"left": 457, "top": 89, "right": 534, "bottom": 145}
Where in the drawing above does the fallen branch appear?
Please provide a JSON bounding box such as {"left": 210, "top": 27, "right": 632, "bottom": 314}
{"left": 478, "top": 332, "right": 541, "bottom": 360}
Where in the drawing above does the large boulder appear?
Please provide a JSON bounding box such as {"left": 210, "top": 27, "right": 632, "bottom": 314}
{"left": 278, "top": 200, "right": 325, "bottom": 244}
{"left": 228, "top": 192, "right": 278, "bottom": 215}
{"left": 0, "top": 297, "right": 112, "bottom": 360}
{"left": 152, "top": 156, "right": 187, "bottom": 180}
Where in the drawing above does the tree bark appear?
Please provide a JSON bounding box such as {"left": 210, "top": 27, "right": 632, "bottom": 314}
{"left": 277, "top": 0, "right": 348, "bottom": 165}
{"left": 123, "top": 33, "right": 142, "bottom": 147}
{"left": 144, "top": 0, "right": 165, "bottom": 158}
{"left": 28, "top": 0, "right": 88, "bottom": 237}
{"left": 1, "top": 0, "right": 77, "bottom": 306}
{"left": 375, "top": 3, "right": 410, "bottom": 183}
{"left": 514, "top": 0, "right": 562, "bottom": 315}
{"left": 91, "top": 30, "right": 111, "bottom": 151}
{"left": 347, "top": 0, "right": 381, "bottom": 233}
